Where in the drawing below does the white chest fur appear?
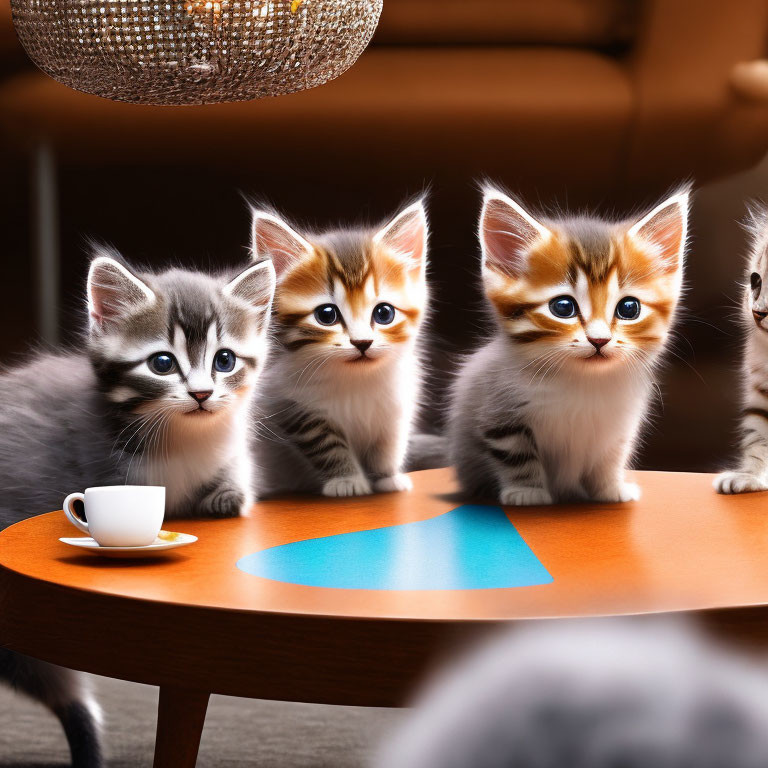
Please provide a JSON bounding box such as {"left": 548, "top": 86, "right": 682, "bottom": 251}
{"left": 279, "top": 352, "right": 418, "bottom": 454}
{"left": 522, "top": 371, "right": 649, "bottom": 492}
{"left": 132, "top": 407, "right": 250, "bottom": 514}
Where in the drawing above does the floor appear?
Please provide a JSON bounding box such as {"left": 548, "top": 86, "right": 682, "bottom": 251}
{"left": 0, "top": 674, "right": 402, "bottom": 767}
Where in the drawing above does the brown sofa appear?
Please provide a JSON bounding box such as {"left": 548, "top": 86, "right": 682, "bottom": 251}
{"left": 2, "top": 0, "right": 768, "bottom": 190}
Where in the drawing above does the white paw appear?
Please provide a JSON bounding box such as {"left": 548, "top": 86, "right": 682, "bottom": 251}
{"left": 595, "top": 482, "right": 641, "bottom": 504}
{"left": 373, "top": 474, "right": 413, "bottom": 493}
{"left": 322, "top": 475, "right": 372, "bottom": 497}
{"left": 714, "top": 471, "right": 768, "bottom": 495}
{"left": 499, "top": 486, "right": 552, "bottom": 506}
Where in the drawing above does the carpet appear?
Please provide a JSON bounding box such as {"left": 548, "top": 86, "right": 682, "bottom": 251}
{"left": 0, "top": 674, "right": 402, "bottom": 767}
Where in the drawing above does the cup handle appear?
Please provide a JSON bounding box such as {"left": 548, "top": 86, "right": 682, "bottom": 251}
{"left": 63, "top": 493, "right": 89, "bottom": 534}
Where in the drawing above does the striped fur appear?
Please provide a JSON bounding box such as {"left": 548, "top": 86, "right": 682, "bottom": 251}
{"left": 251, "top": 202, "right": 429, "bottom": 497}
{"left": 0, "top": 252, "right": 276, "bottom": 523}
{"left": 85, "top": 251, "right": 275, "bottom": 516}
{"left": 449, "top": 188, "right": 688, "bottom": 505}
{"left": 0, "top": 248, "right": 274, "bottom": 767}
{"left": 715, "top": 206, "right": 768, "bottom": 494}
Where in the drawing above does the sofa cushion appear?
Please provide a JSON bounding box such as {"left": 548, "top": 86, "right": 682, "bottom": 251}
{"left": 0, "top": 48, "right": 632, "bottom": 181}
{"left": 374, "top": 0, "right": 639, "bottom": 46}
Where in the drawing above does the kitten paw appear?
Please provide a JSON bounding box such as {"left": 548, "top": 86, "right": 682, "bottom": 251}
{"left": 594, "top": 482, "right": 641, "bottom": 504}
{"left": 373, "top": 474, "right": 413, "bottom": 493}
{"left": 714, "top": 471, "right": 768, "bottom": 495}
{"left": 499, "top": 486, "right": 552, "bottom": 506}
{"left": 198, "top": 488, "right": 245, "bottom": 518}
{"left": 323, "top": 475, "right": 372, "bottom": 497}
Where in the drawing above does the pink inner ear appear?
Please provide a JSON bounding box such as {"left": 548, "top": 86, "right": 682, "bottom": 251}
{"left": 379, "top": 210, "right": 426, "bottom": 267}
{"left": 89, "top": 306, "right": 104, "bottom": 326}
{"left": 89, "top": 283, "right": 127, "bottom": 325}
{"left": 88, "top": 260, "right": 152, "bottom": 328}
{"left": 253, "top": 218, "right": 309, "bottom": 277}
{"left": 87, "top": 281, "right": 107, "bottom": 323}
{"left": 481, "top": 199, "right": 540, "bottom": 277}
{"left": 635, "top": 206, "right": 684, "bottom": 272}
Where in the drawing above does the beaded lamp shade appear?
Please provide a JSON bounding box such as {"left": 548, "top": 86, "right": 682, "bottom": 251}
{"left": 10, "top": 0, "right": 383, "bottom": 105}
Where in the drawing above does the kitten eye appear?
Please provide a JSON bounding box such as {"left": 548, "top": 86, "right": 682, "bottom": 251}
{"left": 548, "top": 296, "right": 578, "bottom": 319}
{"left": 314, "top": 304, "right": 340, "bottom": 326}
{"left": 213, "top": 349, "right": 236, "bottom": 373}
{"left": 372, "top": 303, "right": 395, "bottom": 325}
{"left": 148, "top": 353, "right": 177, "bottom": 375}
{"left": 752, "top": 272, "right": 762, "bottom": 300}
{"left": 615, "top": 297, "right": 641, "bottom": 320}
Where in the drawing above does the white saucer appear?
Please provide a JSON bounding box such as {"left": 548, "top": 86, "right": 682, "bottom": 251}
{"left": 59, "top": 531, "right": 197, "bottom": 558}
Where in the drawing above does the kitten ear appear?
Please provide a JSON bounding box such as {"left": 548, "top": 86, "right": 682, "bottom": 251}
{"left": 87, "top": 254, "right": 155, "bottom": 330}
{"left": 250, "top": 208, "right": 313, "bottom": 279}
{"left": 480, "top": 189, "right": 552, "bottom": 277}
{"left": 627, "top": 190, "right": 690, "bottom": 273}
{"left": 224, "top": 260, "right": 276, "bottom": 329}
{"left": 373, "top": 200, "right": 429, "bottom": 275}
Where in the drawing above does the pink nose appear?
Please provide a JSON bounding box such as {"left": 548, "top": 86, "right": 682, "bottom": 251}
{"left": 189, "top": 390, "right": 212, "bottom": 403}
{"left": 588, "top": 336, "right": 610, "bottom": 351}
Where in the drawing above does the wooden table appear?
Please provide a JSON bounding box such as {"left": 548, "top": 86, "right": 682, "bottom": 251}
{"left": 2, "top": 468, "right": 768, "bottom": 767}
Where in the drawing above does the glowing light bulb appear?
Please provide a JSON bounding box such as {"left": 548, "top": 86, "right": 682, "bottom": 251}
{"left": 184, "top": 0, "right": 225, "bottom": 19}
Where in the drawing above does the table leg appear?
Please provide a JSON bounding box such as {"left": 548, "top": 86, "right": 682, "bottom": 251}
{"left": 153, "top": 686, "right": 210, "bottom": 768}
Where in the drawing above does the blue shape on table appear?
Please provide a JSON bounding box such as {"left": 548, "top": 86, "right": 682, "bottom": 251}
{"left": 237, "top": 504, "right": 552, "bottom": 591}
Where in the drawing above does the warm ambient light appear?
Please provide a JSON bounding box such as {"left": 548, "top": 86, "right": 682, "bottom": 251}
{"left": 10, "top": 0, "right": 382, "bottom": 105}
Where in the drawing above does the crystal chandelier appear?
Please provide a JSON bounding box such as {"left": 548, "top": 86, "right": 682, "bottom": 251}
{"left": 11, "top": 0, "right": 382, "bottom": 105}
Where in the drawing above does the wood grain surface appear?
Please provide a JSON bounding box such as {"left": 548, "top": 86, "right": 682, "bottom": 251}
{"left": 1, "top": 468, "right": 768, "bottom": 707}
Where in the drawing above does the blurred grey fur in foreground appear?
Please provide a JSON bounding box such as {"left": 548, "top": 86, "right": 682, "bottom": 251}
{"left": 376, "top": 619, "right": 768, "bottom": 768}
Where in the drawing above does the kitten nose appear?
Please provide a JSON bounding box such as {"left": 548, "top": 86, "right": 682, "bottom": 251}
{"left": 351, "top": 339, "right": 372, "bottom": 353}
{"left": 189, "top": 390, "right": 213, "bottom": 403}
{"left": 588, "top": 336, "right": 611, "bottom": 351}
{"left": 753, "top": 309, "right": 768, "bottom": 324}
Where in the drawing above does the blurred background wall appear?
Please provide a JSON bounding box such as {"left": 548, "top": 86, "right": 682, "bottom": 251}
{"left": 2, "top": 0, "right": 768, "bottom": 474}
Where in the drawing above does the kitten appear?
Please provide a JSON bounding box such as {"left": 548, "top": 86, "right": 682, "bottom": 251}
{"left": 0, "top": 248, "right": 275, "bottom": 767}
{"left": 715, "top": 205, "right": 768, "bottom": 494}
{"left": 375, "top": 619, "right": 768, "bottom": 768}
{"left": 449, "top": 188, "right": 688, "bottom": 505}
{"left": 251, "top": 201, "right": 429, "bottom": 497}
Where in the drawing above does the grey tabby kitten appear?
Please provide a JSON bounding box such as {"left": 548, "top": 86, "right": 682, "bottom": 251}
{"left": 716, "top": 205, "right": 768, "bottom": 494}
{"left": 376, "top": 620, "right": 768, "bottom": 768}
{"left": 0, "top": 248, "right": 275, "bottom": 767}
{"left": 250, "top": 202, "right": 429, "bottom": 497}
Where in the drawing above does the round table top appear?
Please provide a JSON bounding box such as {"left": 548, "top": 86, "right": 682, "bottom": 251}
{"left": 2, "top": 468, "right": 768, "bottom": 705}
{"left": 3, "top": 467, "right": 768, "bottom": 621}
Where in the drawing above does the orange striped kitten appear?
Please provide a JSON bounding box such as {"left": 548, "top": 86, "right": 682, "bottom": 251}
{"left": 449, "top": 188, "right": 689, "bottom": 505}
{"left": 251, "top": 201, "right": 429, "bottom": 497}
{"left": 715, "top": 206, "right": 768, "bottom": 494}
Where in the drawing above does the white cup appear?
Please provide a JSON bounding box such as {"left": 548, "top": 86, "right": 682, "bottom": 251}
{"left": 62, "top": 486, "right": 165, "bottom": 547}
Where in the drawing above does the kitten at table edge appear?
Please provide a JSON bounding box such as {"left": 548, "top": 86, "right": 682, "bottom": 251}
{"left": 448, "top": 186, "right": 689, "bottom": 506}
{"left": 249, "top": 199, "right": 432, "bottom": 497}
{"left": 0, "top": 248, "right": 275, "bottom": 768}
{"left": 715, "top": 203, "right": 768, "bottom": 494}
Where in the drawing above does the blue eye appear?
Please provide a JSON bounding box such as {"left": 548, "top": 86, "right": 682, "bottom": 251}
{"left": 214, "top": 349, "right": 236, "bottom": 373}
{"left": 148, "top": 353, "right": 176, "bottom": 375}
{"left": 314, "top": 304, "right": 340, "bottom": 326}
{"left": 372, "top": 303, "right": 395, "bottom": 325}
{"left": 615, "top": 297, "right": 641, "bottom": 320}
{"left": 549, "top": 296, "right": 577, "bottom": 319}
